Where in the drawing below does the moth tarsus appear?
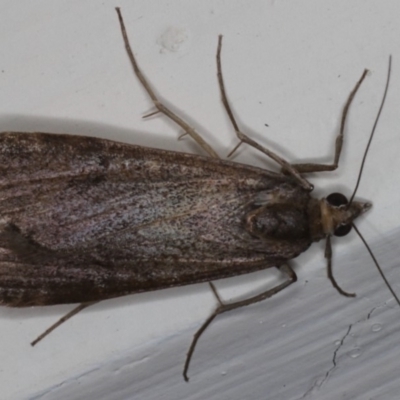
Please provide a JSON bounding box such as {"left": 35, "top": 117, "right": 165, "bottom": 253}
{"left": 1, "top": 8, "right": 395, "bottom": 383}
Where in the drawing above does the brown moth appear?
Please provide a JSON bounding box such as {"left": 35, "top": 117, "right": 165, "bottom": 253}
{"left": 0, "top": 8, "right": 396, "bottom": 381}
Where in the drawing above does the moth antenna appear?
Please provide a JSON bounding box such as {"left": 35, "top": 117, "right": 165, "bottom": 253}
{"left": 352, "top": 223, "right": 400, "bottom": 307}
{"left": 349, "top": 56, "right": 392, "bottom": 205}
{"left": 346, "top": 57, "right": 399, "bottom": 306}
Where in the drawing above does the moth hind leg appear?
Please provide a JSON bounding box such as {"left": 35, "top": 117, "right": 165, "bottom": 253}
{"left": 216, "top": 36, "right": 310, "bottom": 190}
{"left": 30, "top": 302, "right": 97, "bottom": 346}
{"left": 183, "top": 263, "right": 297, "bottom": 381}
{"left": 115, "top": 8, "right": 219, "bottom": 159}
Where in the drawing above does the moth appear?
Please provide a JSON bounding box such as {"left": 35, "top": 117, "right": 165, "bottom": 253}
{"left": 0, "top": 8, "right": 396, "bottom": 381}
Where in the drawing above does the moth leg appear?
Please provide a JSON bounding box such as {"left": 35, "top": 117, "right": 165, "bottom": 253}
{"left": 115, "top": 8, "right": 219, "bottom": 159}
{"left": 30, "top": 301, "right": 97, "bottom": 346}
{"left": 325, "top": 235, "right": 355, "bottom": 297}
{"left": 183, "top": 263, "right": 297, "bottom": 381}
{"left": 216, "top": 36, "right": 311, "bottom": 190}
{"left": 285, "top": 69, "right": 368, "bottom": 174}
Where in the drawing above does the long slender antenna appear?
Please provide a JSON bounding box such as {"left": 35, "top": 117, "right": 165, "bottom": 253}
{"left": 349, "top": 56, "right": 392, "bottom": 205}
{"left": 352, "top": 223, "right": 400, "bottom": 306}
{"left": 348, "top": 57, "right": 399, "bottom": 307}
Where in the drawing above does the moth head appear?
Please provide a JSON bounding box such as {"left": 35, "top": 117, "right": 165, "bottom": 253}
{"left": 321, "top": 192, "right": 371, "bottom": 237}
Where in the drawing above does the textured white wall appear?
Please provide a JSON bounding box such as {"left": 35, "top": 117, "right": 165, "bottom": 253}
{"left": 0, "top": 1, "right": 400, "bottom": 399}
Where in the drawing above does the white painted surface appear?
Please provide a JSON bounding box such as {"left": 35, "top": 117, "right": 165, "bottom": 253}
{"left": 0, "top": 1, "right": 400, "bottom": 399}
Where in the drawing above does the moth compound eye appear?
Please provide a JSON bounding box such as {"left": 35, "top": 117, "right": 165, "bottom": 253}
{"left": 327, "top": 192, "right": 348, "bottom": 207}
{"left": 334, "top": 223, "right": 352, "bottom": 237}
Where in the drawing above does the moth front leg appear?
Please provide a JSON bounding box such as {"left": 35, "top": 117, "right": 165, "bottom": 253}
{"left": 290, "top": 69, "right": 368, "bottom": 174}
{"left": 115, "top": 8, "right": 219, "bottom": 159}
{"left": 183, "top": 263, "right": 297, "bottom": 381}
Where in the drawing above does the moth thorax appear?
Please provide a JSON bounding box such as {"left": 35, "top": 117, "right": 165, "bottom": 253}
{"left": 244, "top": 204, "right": 309, "bottom": 240}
